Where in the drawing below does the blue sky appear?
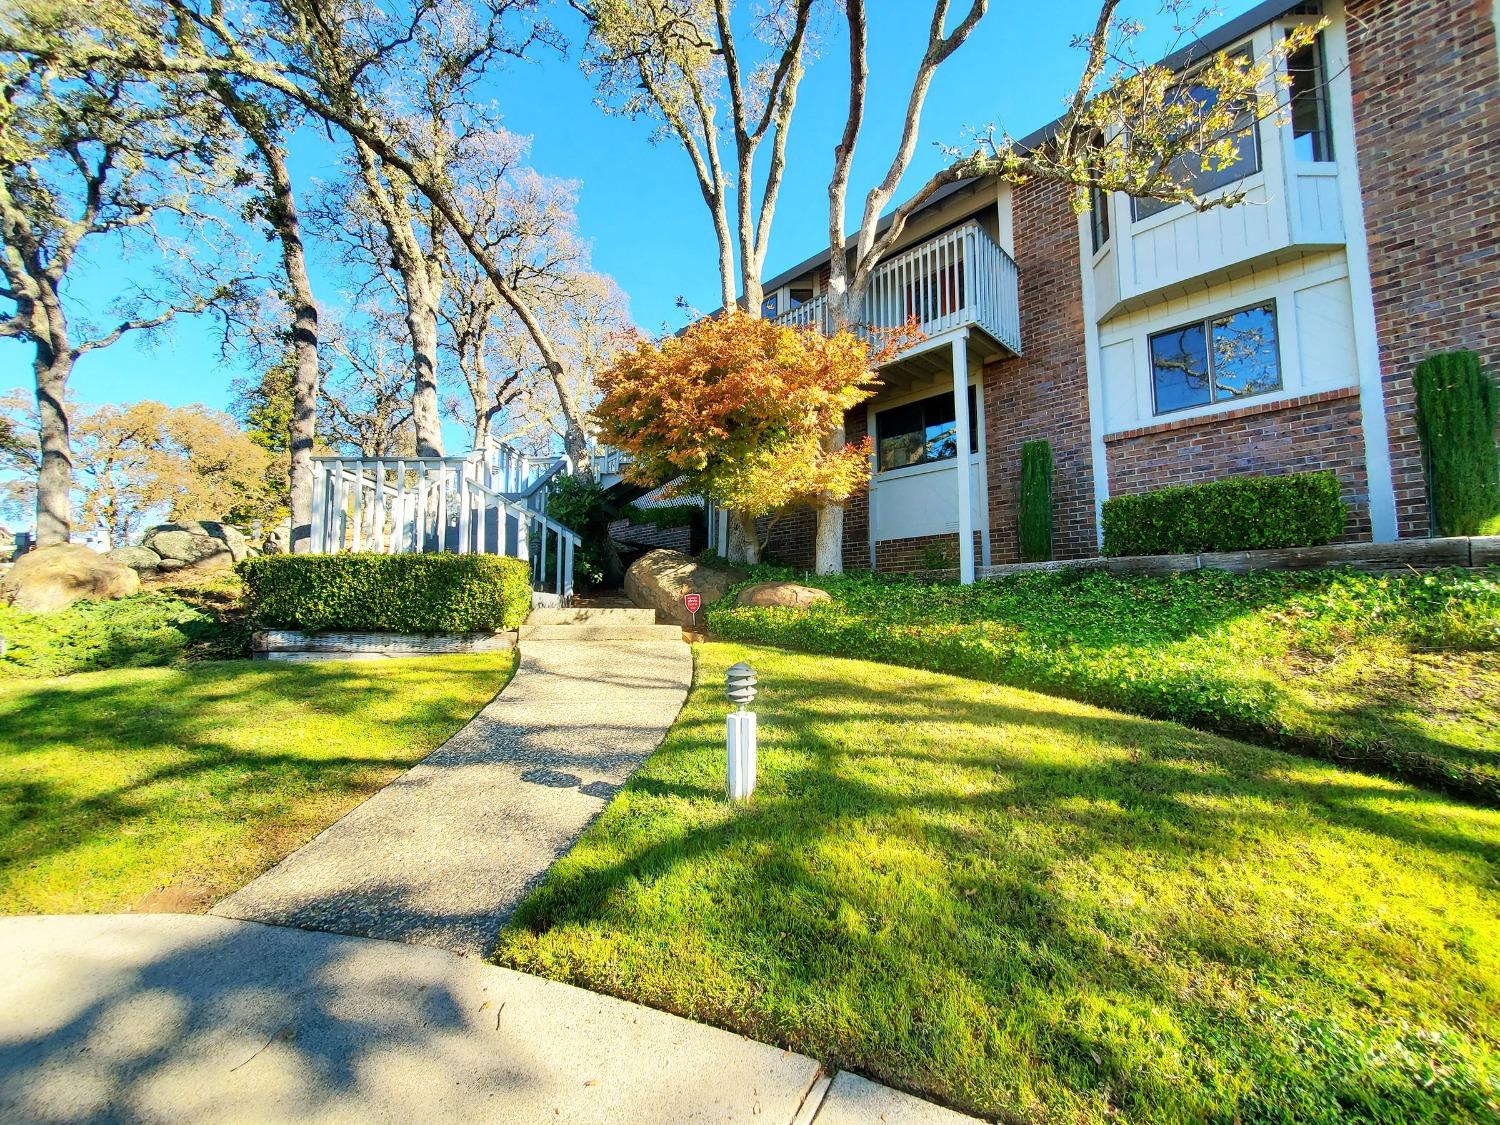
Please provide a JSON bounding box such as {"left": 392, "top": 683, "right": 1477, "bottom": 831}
{"left": 2, "top": 1, "right": 1262, "bottom": 428}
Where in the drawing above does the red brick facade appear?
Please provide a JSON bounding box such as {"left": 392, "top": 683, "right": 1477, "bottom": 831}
{"left": 983, "top": 178, "right": 1098, "bottom": 563}
{"left": 874, "top": 531, "right": 985, "bottom": 574}
{"left": 1103, "top": 387, "right": 1374, "bottom": 542}
{"left": 1346, "top": 0, "right": 1500, "bottom": 538}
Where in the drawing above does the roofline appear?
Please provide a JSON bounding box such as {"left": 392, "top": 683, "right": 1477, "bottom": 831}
{"left": 753, "top": 0, "right": 1309, "bottom": 297}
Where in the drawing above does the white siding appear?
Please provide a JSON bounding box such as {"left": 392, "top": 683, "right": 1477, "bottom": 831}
{"left": 1097, "top": 251, "right": 1360, "bottom": 434}
{"left": 872, "top": 458, "right": 987, "bottom": 543}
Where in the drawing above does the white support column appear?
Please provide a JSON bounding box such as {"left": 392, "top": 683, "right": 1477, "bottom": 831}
{"left": 952, "top": 331, "right": 975, "bottom": 585}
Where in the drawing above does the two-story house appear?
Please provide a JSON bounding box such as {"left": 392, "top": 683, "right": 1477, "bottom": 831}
{"left": 711, "top": 0, "right": 1499, "bottom": 581}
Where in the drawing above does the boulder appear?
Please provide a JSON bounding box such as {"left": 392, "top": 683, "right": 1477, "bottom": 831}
{"left": 142, "top": 520, "right": 249, "bottom": 571}
{"left": 106, "top": 545, "right": 164, "bottom": 575}
{"left": 735, "top": 581, "right": 832, "bottom": 610}
{"left": 261, "top": 518, "right": 292, "bottom": 555}
{"left": 0, "top": 543, "right": 140, "bottom": 613}
{"left": 624, "top": 549, "right": 747, "bottom": 626}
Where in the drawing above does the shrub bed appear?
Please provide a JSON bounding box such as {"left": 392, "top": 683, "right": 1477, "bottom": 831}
{"left": 0, "top": 594, "right": 221, "bottom": 679}
{"left": 706, "top": 565, "right": 1500, "bottom": 804}
{"left": 240, "top": 554, "right": 532, "bottom": 633}
{"left": 1102, "top": 471, "right": 1346, "bottom": 556}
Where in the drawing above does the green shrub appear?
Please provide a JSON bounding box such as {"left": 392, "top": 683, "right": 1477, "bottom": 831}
{"left": 1415, "top": 350, "right": 1500, "bottom": 536}
{"left": 0, "top": 594, "right": 218, "bottom": 679}
{"left": 1018, "top": 439, "right": 1054, "bottom": 562}
{"left": 240, "top": 554, "right": 531, "bottom": 633}
{"left": 1102, "top": 471, "right": 1346, "bottom": 556}
{"left": 625, "top": 502, "right": 702, "bottom": 530}
{"left": 545, "top": 474, "right": 622, "bottom": 589}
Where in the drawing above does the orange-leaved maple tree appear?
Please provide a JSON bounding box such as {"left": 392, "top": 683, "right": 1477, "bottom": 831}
{"left": 596, "top": 309, "right": 912, "bottom": 564}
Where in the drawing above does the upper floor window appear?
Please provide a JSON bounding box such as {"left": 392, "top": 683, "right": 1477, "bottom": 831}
{"left": 1288, "top": 33, "right": 1335, "bottom": 162}
{"left": 1089, "top": 186, "right": 1111, "bottom": 253}
{"left": 875, "top": 387, "right": 979, "bottom": 472}
{"left": 761, "top": 294, "right": 779, "bottom": 318}
{"left": 1133, "top": 50, "right": 1262, "bottom": 222}
{"left": 1149, "top": 301, "right": 1282, "bottom": 414}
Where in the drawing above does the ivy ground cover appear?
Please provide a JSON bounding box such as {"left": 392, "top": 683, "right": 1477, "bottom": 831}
{"left": 499, "top": 644, "right": 1500, "bottom": 1123}
{"left": 707, "top": 566, "right": 1500, "bottom": 803}
{"left": 0, "top": 653, "right": 515, "bottom": 914}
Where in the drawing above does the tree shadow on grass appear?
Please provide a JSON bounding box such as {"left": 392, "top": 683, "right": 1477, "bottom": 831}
{"left": 498, "top": 649, "right": 1500, "bottom": 1121}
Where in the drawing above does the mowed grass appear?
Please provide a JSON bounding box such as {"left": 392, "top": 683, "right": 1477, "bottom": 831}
{"left": 0, "top": 653, "right": 515, "bottom": 914}
{"left": 498, "top": 643, "right": 1500, "bottom": 1124}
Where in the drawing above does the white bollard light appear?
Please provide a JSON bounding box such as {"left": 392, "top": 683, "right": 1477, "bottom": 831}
{"left": 725, "top": 662, "right": 758, "bottom": 802}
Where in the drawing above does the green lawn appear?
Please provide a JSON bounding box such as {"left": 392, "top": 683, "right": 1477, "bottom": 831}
{"left": 0, "top": 653, "right": 515, "bottom": 914}
{"left": 708, "top": 566, "right": 1500, "bottom": 803}
{"left": 498, "top": 643, "right": 1500, "bottom": 1124}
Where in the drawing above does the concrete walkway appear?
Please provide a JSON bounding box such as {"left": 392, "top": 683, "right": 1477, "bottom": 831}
{"left": 214, "top": 636, "right": 693, "bottom": 958}
{"left": 0, "top": 915, "right": 981, "bottom": 1124}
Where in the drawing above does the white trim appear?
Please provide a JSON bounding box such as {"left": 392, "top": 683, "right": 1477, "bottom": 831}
{"left": 1321, "top": 1, "right": 1398, "bottom": 541}
{"left": 1078, "top": 206, "right": 1111, "bottom": 549}
{"left": 952, "top": 331, "right": 975, "bottom": 584}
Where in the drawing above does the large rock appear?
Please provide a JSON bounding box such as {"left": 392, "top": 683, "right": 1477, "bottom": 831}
{"left": 142, "top": 521, "right": 249, "bottom": 571}
{"left": 1, "top": 543, "right": 140, "bottom": 613}
{"left": 624, "top": 549, "right": 747, "bottom": 626}
{"left": 106, "top": 545, "right": 164, "bottom": 575}
{"left": 735, "top": 581, "right": 832, "bottom": 610}
{"left": 261, "top": 518, "right": 292, "bottom": 556}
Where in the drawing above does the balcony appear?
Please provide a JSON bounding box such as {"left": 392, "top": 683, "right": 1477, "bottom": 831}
{"left": 769, "top": 220, "right": 1021, "bottom": 360}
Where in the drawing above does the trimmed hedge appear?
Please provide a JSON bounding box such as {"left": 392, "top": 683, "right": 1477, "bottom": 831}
{"left": 240, "top": 554, "right": 532, "bottom": 633}
{"left": 1414, "top": 350, "right": 1500, "bottom": 537}
{"left": 1102, "top": 471, "right": 1346, "bottom": 556}
{"left": 1018, "top": 440, "right": 1053, "bottom": 562}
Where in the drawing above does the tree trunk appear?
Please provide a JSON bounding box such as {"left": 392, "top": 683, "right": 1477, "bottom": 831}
{"left": 33, "top": 343, "right": 73, "bottom": 548}
{"left": 726, "top": 507, "right": 760, "bottom": 565}
{"left": 218, "top": 91, "right": 321, "bottom": 554}
{"left": 813, "top": 292, "right": 862, "bottom": 574}
{"left": 407, "top": 294, "right": 444, "bottom": 457}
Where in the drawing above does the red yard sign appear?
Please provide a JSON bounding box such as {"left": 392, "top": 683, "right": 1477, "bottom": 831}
{"left": 683, "top": 593, "right": 703, "bottom": 616}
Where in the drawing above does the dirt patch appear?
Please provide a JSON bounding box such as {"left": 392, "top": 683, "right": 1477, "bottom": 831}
{"left": 131, "top": 876, "right": 218, "bottom": 914}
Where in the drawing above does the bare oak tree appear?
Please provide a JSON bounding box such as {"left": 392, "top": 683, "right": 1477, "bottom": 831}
{"left": 0, "top": 47, "right": 248, "bottom": 545}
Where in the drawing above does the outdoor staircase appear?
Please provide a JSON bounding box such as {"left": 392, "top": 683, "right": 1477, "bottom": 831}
{"left": 520, "top": 607, "right": 684, "bottom": 644}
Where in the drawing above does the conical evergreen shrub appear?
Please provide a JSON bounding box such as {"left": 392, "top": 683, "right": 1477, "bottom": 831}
{"left": 1018, "top": 440, "right": 1053, "bottom": 562}
{"left": 1414, "top": 350, "right": 1500, "bottom": 536}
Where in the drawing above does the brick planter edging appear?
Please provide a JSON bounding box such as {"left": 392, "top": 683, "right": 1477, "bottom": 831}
{"left": 973, "top": 536, "right": 1500, "bottom": 581}
{"left": 253, "top": 629, "right": 519, "bottom": 661}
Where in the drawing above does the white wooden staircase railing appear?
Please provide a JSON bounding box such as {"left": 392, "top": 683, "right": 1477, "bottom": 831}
{"left": 309, "top": 439, "right": 583, "bottom": 604}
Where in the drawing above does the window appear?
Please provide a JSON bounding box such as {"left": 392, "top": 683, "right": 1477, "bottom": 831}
{"left": 1133, "top": 51, "right": 1262, "bottom": 221}
{"left": 1288, "top": 34, "right": 1334, "bottom": 162}
{"left": 1089, "top": 186, "right": 1111, "bottom": 253}
{"left": 1149, "top": 301, "right": 1281, "bottom": 414}
{"left": 875, "top": 387, "right": 980, "bottom": 472}
{"left": 760, "top": 293, "right": 779, "bottom": 318}
{"left": 789, "top": 287, "right": 814, "bottom": 308}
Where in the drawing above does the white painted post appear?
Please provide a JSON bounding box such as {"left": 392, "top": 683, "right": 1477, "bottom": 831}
{"left": 435, "top": 463, "right": 448, "bottom": 553}
{"left": 310, "top": 464, "right": 326, "bottom": 553}
{"left": 952, "top": 331, "right": 975, "bottom": 585}
{"left": 726, "top": 711, "right": 757, "bottom": 802}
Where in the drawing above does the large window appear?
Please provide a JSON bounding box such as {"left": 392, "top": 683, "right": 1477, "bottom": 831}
{"left": 1133, "top": 51, "right": 1262, "bottom": 221}
{"left": 875, "top": 387, "right": 980, "bottom": 472}
{"left": 1288, "top": 33, "right": 1334, "bottom": 162}
{"left": 1149, "top": 301, "right": 1282, "bottom": 415}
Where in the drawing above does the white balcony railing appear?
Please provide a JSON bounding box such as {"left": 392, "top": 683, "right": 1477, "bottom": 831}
{"left": 308, "top": 439, "right": 581, "bottom": 602}
{"left": 770, "top": 220, "right": 1021, "bottom": 357}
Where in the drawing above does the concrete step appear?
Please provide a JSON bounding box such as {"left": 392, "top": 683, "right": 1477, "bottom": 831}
{"left": 518, "top": 623, "right": 685, "bottom": 643}
{"left": 526, "top": 607, "right": 657, "bottom": 626}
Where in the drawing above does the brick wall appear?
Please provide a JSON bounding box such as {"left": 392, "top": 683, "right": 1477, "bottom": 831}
{"left": 762, "top": 505, "right": 816, "bottom": 570}
{"left": 1103, "top": 387, "right": 1373, "bottom": 542}
{"left": 874, "top": 531, "right": 986, "bottom": 574}
{"left": 984, "top": 178, "right": 1098, "bottom": 563}
{"left": 1346, "top": 0, "right": 1500, "bottom": 537}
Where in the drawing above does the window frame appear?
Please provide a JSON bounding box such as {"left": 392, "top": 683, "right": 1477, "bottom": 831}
{"left": 1089, "top": 185, "right": 1112, "bottom": 255}
{"left": 1286, "top": 29, "right": 1335, "bottom": 164}
{"left": 873, "top": 385, "right": 981, "bottom": 475}
{"left": 1147, "top": 298, "right": 1284, "bottom": 417}
{"left": 1131, "top": 45, "right": 1265, "bottom": 224}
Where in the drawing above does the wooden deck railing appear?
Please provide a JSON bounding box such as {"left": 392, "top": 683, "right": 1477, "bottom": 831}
{"left": 770, "top": 220, "right": 1021, "bottom": 356}
{"left": 308, "top": 441, "right": 582, "bottom": 602}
